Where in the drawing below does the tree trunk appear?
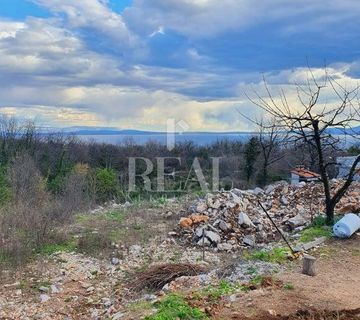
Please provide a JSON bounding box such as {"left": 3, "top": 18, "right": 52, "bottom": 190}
{"left": 302, "top": 254, "right": 316, "bottom": 276}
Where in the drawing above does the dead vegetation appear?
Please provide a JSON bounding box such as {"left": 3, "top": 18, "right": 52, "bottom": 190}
{"left": 128, "top": 263, "right": 208, "bottom": 291}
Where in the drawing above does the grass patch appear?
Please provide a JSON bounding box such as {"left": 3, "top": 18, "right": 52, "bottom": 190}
{"left": 202, "top": 280, "right": 246, "bottom": 301}
{"left": 299, "top": 226, "right": 332, "bottom": 243}
{"left": 105, "top": 210, "right": 125, "bottom": 222}
{"left": 36, "top": 241, "right": 77, "bottom": 255}
{"left": 245, "top": 247, "right": 289, "bottom": 264}
{"left": 145, "top": 294, "right": 207, "bottom": 320}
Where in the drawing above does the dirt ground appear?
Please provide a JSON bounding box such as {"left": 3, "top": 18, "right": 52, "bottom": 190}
{"left": 217, "top": 235, "right": 360, "bottom": 319}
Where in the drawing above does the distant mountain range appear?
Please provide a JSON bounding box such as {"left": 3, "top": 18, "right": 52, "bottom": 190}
{"left": 43, "top": 126, "right": 253, "bottom": 136}
{"left": 43, "top": 125, "right": 360, "bottom": 136}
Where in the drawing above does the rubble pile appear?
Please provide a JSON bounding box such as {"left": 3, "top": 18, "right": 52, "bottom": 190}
{"left": 178, "top": 180, "right": 360, "bottom": 251}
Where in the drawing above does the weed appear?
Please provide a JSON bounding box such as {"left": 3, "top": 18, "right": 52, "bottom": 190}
{"left": 127, "top": 300, "right": 152, "bottom": 312}
{"left": 246, "top": 266, "right": 258, "bottom": 275}
{"left": 283, "top": 282, "right": 295, "bottom": 290}
{"left": 106, "top": 210, "right": 125, "bottom": 222}
{"left": 145, "top": 294, "right": 207, "bottom": 320}
{"left": 245, "top": 247, "right": 289, "bottom": 264}
{"left": 77, "top": 231, "right": 111, "bottom": 255}
{"left": 203, "top": 280, "right": 246, "bottom": 301}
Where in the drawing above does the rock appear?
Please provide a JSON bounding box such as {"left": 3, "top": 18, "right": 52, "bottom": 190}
{"left": 287, "top": 214, "right": 307, "bottom": 228}
{"left": 129, "top": 245, "right": 142, "bottom": 256}
{"left": 50, "top": 285, "right": 60, "bottom": 294}
{"left": 197, "top": 237, "right": 211, "bottom": 246}
{"left": 101, "top": 297, "right": 112, "bottom": 307}
{"left": 179, "top": 217, "right": 193, "bottom": 228}
{"left": 217, "top": 242, "right": 233, "bottom": 251}
{"left": 111, "top": 257, "right": 120, "bottom": 265}
{"left": 143, "top": 294, "right": 158, "bottom": 301}
{"left": 196, "top": 202, "right": 208, "bottom": 213}
{"left": 204, "top": 230, "right": 221, "bottom": 244}
{"left": 39, "top": 294, "right": 50, "bottom": 303}
{"left": 195, "top": 226, "right": 206, "bottom": 238}
{"left": 112, "top": 312, "right": 125, "bottom": 320}
{"left": 280, "top": 195, "right": 289, "bottom": 205}
{"left": 229, "top": 294, "right": 237, "bottom": 302}
{"left": 190, "top": 214, "right": 209, "bottom": 224}
{"left": 253, "top": 187, "right": 264, "bottom": 195}
{"left": 86, "top": 286, "right": 95, "bottom": 293}
{"left": 238, "top": 212, "right": 255, "bottom": 228}
{"left": 230, "top": 188, "right": 242, "bottom": 196}
{"left": 243, "top": 235, "right": 255, "bottom": 247}
{"left": 218, "top": 220, "right": 230, "bottom": 232}
{"left": 265, "top": 185, "right": 275, "bottom": 194}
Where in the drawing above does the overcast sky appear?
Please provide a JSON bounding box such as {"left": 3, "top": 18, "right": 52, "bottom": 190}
{"left": 0, "top": 0, "right": 360, "bottom": 131}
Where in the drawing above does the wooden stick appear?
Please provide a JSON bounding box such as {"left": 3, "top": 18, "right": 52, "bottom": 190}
{"left": 258, "top": 200, "right": 296, "bottom": 255}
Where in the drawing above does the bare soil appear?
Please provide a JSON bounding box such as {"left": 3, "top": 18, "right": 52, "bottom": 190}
{"left": 217, "top": 235, "right": 360, "bottom": 319}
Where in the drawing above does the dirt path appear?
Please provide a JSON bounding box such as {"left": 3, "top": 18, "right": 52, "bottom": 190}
{"left": 217, "top": 236, "right": 360, "bottom": 319}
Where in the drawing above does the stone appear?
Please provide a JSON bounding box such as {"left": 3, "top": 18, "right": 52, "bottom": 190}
{"left": 265, "top": 185, "right": 275, "bottom": 194}
{"left": 230, "top": 188, "right": 242, "bottom": 197}
{"left": 112, "top": 312, "right": 124, "bottom": 320}
{"left": 143, "top": 294, "right": 158, "bottom": 301}
{"left": 86, "top": 286, "right": 95, "bottom": 293}
{"left": 204, "top": 230, "right": 221, "bottom": 244}
{"left": 280, "top": 195, "right": 289, "bottom": 206}
{"left": 287, "top": 214, "right": 307, "bottom": 228}
{"left": 243, "top": 235, "right": 255, "bottom": 247}
{"left": 129, "top": 245, "right": 142, "bottom": 256}
{"left": 179, "top": 217, "right": 193, "bottom": 228}
{"left": 39, "top": 294, "right": 50, "bottom": 303}
{"left": 50, "top": 285, "right": 60, "bottom": 294}
{"left": 197, "top": 237, "right": 211, "bottom": 246}
{"left": 196, "top": 202, "right": 208, "bottom": 213}
{"left": 217, "top": 242, "right": 233, "bottom": 251}
{"left": 190, "top": 214, "right": 209, "bottom": 224}
{"left": 101, "top": 297, "right": 112, "bottom": 307}
{"left": 218, "top": 220, "right": 230, "bottom": 232}
{"left": 195, "top": 226, "right": 206, "bottom": 238}
{"left": 253, "top": 187, "right": 264, "bottom": 195}
{"left": 111, "top": 257, "right": 120, "bottom": 265}
{"left": 238, "top": 212, "right": 255, "bottom": 228}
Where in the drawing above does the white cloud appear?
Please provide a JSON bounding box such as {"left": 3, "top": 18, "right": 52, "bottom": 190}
{"left": 124, "top": 0, "right": 360, "bottom": 38}
{"left": 33, "top": 0, "right": 137, "bottom": 47}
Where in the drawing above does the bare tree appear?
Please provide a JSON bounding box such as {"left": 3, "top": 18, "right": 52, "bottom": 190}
{"left": 246, "top": 71, "right": 360, "bottom": 223}
{"left": 256, "top": 117, "right": 286, "bottom": 186}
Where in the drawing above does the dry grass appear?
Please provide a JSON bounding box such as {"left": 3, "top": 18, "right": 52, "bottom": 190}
{"left": 128, "top": 263, "right": 208, "bottom": 291}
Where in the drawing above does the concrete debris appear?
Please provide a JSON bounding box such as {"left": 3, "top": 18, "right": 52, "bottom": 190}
{"left": 178, "top": 180, "right": 360, "bottom": 250}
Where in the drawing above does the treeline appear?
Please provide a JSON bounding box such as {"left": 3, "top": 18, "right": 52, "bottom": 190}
{"left": 0, "top": 116, "right": 357, "bottom": 264}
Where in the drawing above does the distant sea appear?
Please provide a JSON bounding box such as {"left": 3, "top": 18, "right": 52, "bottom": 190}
{"left": 76, "top": 133, "right": 254, "bottom": 145}
{"left": 71, "top": 131, "right": 357, "bottom": 147}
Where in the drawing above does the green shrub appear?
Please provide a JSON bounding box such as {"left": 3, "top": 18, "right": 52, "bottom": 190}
{"left": 95, "top": 168, "right": 118, "bottom": 202}
{"left": 145, "top": 294, "right": 207, "bottom": 320}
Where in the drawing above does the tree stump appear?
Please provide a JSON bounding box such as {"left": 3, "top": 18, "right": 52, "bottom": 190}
{"left": 302, "top": 254, "right": 316, "bottom": 276}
